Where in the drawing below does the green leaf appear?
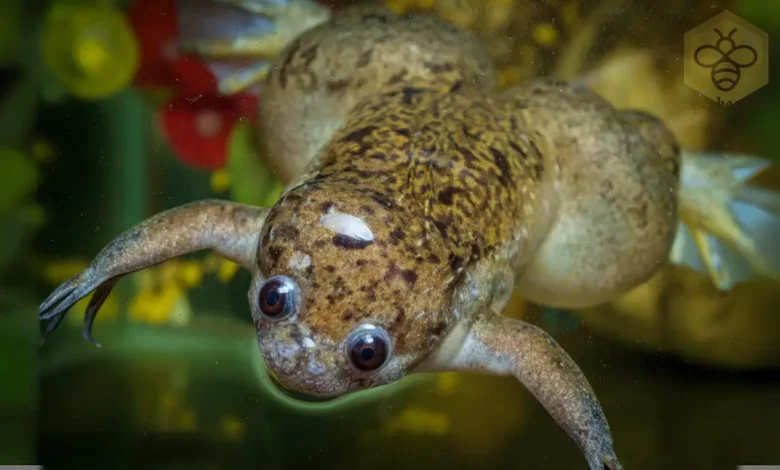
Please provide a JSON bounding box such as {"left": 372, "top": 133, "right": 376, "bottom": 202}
{"left": 737, "top": 0, "right": 780, "bottom": 32}
{"left": 0, "top": 73, "right": 40, "bottom": 147}
{"left": 227, "top": 121, "right": 283, "bottom": 207}
{"left": 0, "top": 0, "right": 23, "bottom": 65}
{"left": 0, "top": 210, "right": 30, "bottom": 274}
{"left": 0, "top": 148, "right": 38, "bottom": 210}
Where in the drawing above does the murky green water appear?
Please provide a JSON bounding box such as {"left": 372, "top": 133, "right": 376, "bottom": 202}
{"left": 31, "top": 311, "right": 780, "bottom": 470}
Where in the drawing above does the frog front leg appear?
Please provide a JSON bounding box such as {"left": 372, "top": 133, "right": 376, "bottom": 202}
{"left": 180, "top": 0, "right": 330, "bottom": 58}
{"left": 177, "top": 0, "right": 331, "bottom": 94}
{"left": 39, "top": 200, "right": 268, "bottom": 344}
{"left": 422, "top": 314, "right": 622, "bottom": 470}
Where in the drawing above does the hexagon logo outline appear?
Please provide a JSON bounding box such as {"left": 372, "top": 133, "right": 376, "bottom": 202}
{"left": 684, "top": 10, "right": 769, "bottom": 106}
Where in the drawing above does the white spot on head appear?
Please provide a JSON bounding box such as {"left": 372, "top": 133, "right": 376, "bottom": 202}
{"left": 288, "top": 251, "right": 312, "bottom": 271}
{"left": 303, "top": 337, "right": 315, "bottom": 348}
{"left": 307, "top": 360, "right": 326, "bottom": 375}
{"left": 276, "top": 341, "right": 300, "bottom": 360}
{"left": 319, "top": 212, "right": 374, "bottom": 242}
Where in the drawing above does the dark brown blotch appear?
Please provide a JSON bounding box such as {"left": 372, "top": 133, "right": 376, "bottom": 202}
{"left": 509, "top": 141, "right": 527, "bottom": 159}
{"left": 401, "top": 87, "right": 426, "bottom": 105}
{"left": 423, "top": 61, "right": 454, "bottom": 73}
{"left": 266, "top": 246, "right": 284, "bottom": 266}
{"left": 448, "top": 253, "right": 464, "bottom": 273}
{"left": 320, "top": 201, "right": 336, "bottom": 214}
{"left": 389, "top": 307, "right": 406, "bottom": 332}
{"left": 386, "top": 69, "right": 408, "bottom": 85}
{"left": 429, "top": 320, "right": 447, "bottom": 337}
{"left": 388, "top": 228, "right": 405, "bottom": 245}
{"left": 332, "top": 234, "right": 373, "bottom": 250}
{"left": 437, "top": 186, "right": 461, "bottom": 205}
{"left": 362, "top": 13, "right": 388, "bottom": 23}
{"left": 393, "top": 128, "right": 411, "bottom": 138}
{"left": 400, "top": 269, "right": 418, "bottom": 287}
{"left": 277, "top": 224, "right": 300, "bottom": 241}
{"left": 277, "top": 37, "right": 301, "bottom": 88}
{"left": 326, "top": 79, "right": 352, "bottom": 92}
{"left": 490, "top": 147, "right": 513, "bottom": 186}
{"left": 357, "top": 49, "right": 373, "bottom": 67}
{"left": 300, "top": 44, "right": 319, "bottom": 67}
{"left": 343, "top": 126, "right": 377, "bottom": 143}
{"left": 367, "top": 191, "right": 394, "bottom": 209}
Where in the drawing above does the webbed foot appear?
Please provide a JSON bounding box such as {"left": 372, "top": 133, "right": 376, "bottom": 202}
{"left": 176, "top": 0, "right": 332, "bottom": 94}
{"left": 422, "top": 314, "right": 623, "bottom": 469}
{"left": 587, "top": 444, "right": 623, "bottom": 470}
{"left": 38, "top": 200, "right": 268, "bottom": 344}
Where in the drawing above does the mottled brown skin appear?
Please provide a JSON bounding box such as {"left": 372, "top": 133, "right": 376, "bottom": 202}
{"left": 258, "top": 4, "right": 497, "bottom": 184}
{"left": 39, "top": 4, "right": 684, "bottom": 470}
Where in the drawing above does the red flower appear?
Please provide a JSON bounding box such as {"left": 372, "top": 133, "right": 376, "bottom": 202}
{"left": 161, "top": 93, "right": 260, "bottom": 171}
{"left": 128, "top": 0, "right": 337, "bottom": 171}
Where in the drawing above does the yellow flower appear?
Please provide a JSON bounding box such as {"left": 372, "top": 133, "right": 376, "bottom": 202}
{"left": 383, "top": 407, "right": 450, "bottom": 436}
{"left": 210, "top": 169, "right": 232, "bottom": 193}
{"left": 532, "top": 23, "right": 559, "bottom": 46}
{"left": 177, "top": 260, "right": 204, "bottom": 288}
{"left": 436, "top": 371, "right": 460, "bottom": 397}
{"left": 498, "top": 65, "right": 527, "bottom": 88}
{"left": 386, "top": 0, "right": 435, "bottom": 14}
{"left": 217, "top": 260, "right": 239, "bottom": 283}
{"left": 41, "top": 259, "right": 88, "bottom": 285}
{"left": 220, "top": 415, "right": 246, "bottom": 440}
{"left": 128, "top": 282, "right": 185, "bottom": 325}
{"left": 203, "top": 253, "right": 240, "bottom": 283}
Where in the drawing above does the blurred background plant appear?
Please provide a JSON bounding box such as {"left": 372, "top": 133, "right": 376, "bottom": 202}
{"left": 1, "top": 0, "right": 779, "bottom": 468}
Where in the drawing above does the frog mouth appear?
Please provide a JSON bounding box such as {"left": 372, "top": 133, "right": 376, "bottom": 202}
{"left": 266, "top": 370, "right": 338, "bottom": 404}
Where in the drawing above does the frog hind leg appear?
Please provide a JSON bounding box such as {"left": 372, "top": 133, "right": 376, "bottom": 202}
{"left": 38, "top": 200, "right": 268, "bottom": 344}
{"left": 672, "top": 151, "right": 780, "bottom": 290}
{"left": 421, "top": 314, "right": 622, "bottom": 470}
{"left": 506, "top": 81, "right": 680, "bottom": 309}
{"left": 176, "top": 0, "right": 332, "bottom": 95}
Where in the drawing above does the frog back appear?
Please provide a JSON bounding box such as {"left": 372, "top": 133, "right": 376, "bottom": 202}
{"left": 258, "top": 6, "right": 497, "bottom": 184}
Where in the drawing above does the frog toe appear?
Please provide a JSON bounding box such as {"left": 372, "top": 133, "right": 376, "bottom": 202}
{"left": 38, "top": 270, "right": 92, "bottom": 320}
{"left": 588, "top": 447, "right": 623, "bottom": 470}
{"left": 177, "top": 0, "right": 330, "bottom": 59}
{"left": 39, "top": 269, "right": 115, "bottom": 346}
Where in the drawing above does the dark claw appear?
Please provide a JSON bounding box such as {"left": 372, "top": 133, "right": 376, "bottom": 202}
{"left": 38, "top": 267, "right": 115, "bottom": 346}
{"left": 82, "top": 280, "right": 118, "bottom": 348}
{"left": 39, "top": 269, "right": 106, "bottom": 322}
{"left": 38, "top": 274, "right": 82, "bottom": 317}
{"left": 40, "top": 311, "right": 67, "bottom": 345}
{"left": 589, "top": 450, "right": 622, "bottom": 470}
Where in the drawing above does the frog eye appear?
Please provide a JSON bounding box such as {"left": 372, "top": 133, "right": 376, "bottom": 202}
{"left": 346, "top": 325, "right": 391, "bottom": 372}
{"left": 258, "top": 275, "right": 299, "bottom": 320}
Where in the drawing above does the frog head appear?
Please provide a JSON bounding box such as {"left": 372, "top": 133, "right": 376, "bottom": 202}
{"left": 250, "top": 183, "right": 453, "bottom": 398}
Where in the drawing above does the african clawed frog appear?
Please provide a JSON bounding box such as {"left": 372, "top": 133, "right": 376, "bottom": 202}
{"left": 41, "top": 5, "right": 698, "bottom": 469}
